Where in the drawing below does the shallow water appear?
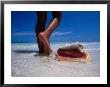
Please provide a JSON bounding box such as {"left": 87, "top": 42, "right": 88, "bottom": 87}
{"left": 11, "top": 42, "right": 100, "bottom": 77}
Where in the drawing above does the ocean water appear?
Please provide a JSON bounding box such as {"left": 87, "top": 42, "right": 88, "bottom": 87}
{"left": 11, "top": 42, "right": 100, "bottom": 77}
{"left": 11, "top": 42, "right": 100, "bottom": 52}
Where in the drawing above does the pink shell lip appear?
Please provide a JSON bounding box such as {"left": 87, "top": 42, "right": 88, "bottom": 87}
{"left": 57, "top": 51, "right": 84, "bottom": 58}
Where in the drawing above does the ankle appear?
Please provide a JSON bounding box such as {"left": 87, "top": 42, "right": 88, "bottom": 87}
{"left": 44, "top": 31, "right": 50, "bottom": 38}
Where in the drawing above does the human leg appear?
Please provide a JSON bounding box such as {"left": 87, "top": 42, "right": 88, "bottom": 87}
{"left": 35, "top": 11, "right": 47, "bottom": 53}
{"left": 38, "top": 11, "right": 62, "bottom": 55}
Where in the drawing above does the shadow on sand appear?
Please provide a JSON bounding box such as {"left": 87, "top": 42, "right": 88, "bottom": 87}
{"left": 13, "top": 50, "right": 39, "bottom": 54}
{"left": 13, "top": 50, "right": 49, "bottom": 57}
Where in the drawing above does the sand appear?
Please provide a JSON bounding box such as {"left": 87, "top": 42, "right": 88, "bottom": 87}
{"left": 11, "top": 42, "right": 100, "bottom": 77}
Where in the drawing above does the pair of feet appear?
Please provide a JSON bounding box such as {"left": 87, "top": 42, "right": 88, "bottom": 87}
{"left": 38, "top": 31, "right": 52, "bottom": 55}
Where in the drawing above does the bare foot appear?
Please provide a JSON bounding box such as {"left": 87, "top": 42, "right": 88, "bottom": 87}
{"left": 38, "top": 32, "right": 52, "bottom": 55}
{"left": 38, "top": 41, "right": 44, "bottom": 54}
{"left": 37, "top": 37, "right": 44, "bottom": 54}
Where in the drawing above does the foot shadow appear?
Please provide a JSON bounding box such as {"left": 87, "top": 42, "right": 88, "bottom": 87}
{"left": 34, "top": 53, "right": 48, "bottom": 57}
{"left": 13, "top": 50, "right": 39, "bottom": 54}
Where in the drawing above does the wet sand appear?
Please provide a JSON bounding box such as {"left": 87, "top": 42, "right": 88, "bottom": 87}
{"left": 11, "top": 42, "right": 100, "bottom": 77}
